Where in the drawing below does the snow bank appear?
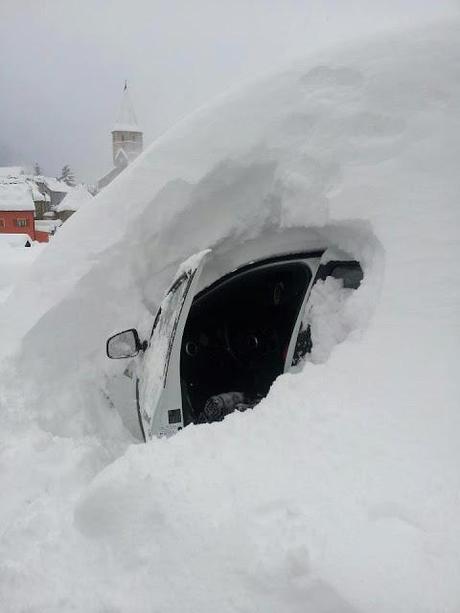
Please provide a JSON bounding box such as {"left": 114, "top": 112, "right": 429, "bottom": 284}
{"left": 0, "top": 241, "right": 45, "bottom": 303}
{"left": 1, "top": 21, "right": 459, "bottom": 612}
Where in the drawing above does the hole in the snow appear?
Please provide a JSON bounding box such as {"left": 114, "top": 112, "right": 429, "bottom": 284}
{"left": 107, "top": 224, "right": 382, "bottom": 440}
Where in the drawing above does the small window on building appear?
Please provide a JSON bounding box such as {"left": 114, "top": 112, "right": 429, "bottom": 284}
{"left": 0, "top": 219, "right": 5, "bottom": 228}
{"left": 15, "top": 218, "right": 28, "bottom": 227}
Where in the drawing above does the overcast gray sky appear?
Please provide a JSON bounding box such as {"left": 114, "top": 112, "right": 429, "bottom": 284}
{"left": 0, "top": 0, "right": 457, "bottom": 183}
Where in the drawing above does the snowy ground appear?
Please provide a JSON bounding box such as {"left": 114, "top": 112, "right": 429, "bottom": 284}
{"left": 1, "top": 21, "right": 460, "bottom": 612}
{"left": 0, "top": 242, "right": 45, "bottom": 304}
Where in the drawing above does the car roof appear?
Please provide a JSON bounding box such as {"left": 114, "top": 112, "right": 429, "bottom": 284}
{"left": 194, "top": 227, "right": 327, "bottom": 295}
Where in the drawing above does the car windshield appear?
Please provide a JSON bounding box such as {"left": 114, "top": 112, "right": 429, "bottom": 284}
{"left": 155, "top": 272, "right": 194, "bottom": 380}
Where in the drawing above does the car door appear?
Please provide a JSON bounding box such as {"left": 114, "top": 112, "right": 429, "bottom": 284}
{"left": 137, "top": 250, "right": 211, "bottom": 440}
{"left": 286, "top": 249, "right": 363, "bottom": 368}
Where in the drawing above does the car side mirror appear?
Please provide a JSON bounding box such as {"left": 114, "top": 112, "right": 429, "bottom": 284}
{"left": 106, "top": 328, "right": 147, "bottom": 359}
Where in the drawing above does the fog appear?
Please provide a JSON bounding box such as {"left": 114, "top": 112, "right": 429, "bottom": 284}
{"left": 0, "top": 0, "right": 457, "bottom": 183}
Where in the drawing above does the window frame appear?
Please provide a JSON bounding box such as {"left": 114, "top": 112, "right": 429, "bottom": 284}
{"left": 192, "top": 251, "right": 324, "bottom": 375}
{"left": 290, "top": 259, "right": 363, "bottom": 366}
{"left": 15, "top": 218, "right": 28, "bottom": 228}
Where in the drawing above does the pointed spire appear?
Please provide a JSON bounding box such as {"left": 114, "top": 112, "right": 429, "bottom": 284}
{"left": 112, "top": 81, "right": 140, "bottom": 133}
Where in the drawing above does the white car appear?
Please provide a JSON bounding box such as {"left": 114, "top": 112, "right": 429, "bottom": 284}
{"left": 106, "top": 230, "right": 362, "bottom": 441}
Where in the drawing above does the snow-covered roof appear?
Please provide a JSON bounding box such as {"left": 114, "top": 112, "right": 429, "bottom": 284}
{"left": 55, "top": 185, "right": 93, "bottom": 212}
{"left": 0, "top": 233, "right": 32, "bottom": 247}
{"left": 97, "top": 165, "right": 124, "bottom": 190}
{"left": 0, "top": 166, "right": 26, "bottom": 179}
{"left": 29, "top": 181, "right": 50, "bottom": 202}
{"left": 38, "top": 177, "right": 72, "bottom": 194}
{"left": 112, "top": 83, "right": 141, "bottom": 132}
{"left": 34, "top": 175, "right": 73, "bottom": 194}
{"left": 0, "top": 176, "right": 51, "bottom": 202}
{"left": 0, "top": 183, "right": 35, "bottom": 211}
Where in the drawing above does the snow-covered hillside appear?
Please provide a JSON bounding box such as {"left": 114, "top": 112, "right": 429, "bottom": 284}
{"left": 1, "top": 22, "right": 459, "bottom": 612}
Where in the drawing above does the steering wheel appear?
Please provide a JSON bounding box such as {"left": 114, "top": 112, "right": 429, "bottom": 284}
{"left": 224, "top": 320, "right": 280, "bottom": 365}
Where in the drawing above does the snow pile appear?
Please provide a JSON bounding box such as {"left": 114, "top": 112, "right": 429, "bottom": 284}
{"left": 303, "top": 276, "right": 356, "bottom": 364}
{"left": 55, "top": 184, "right": 94, "bottom": 212}
{"left": 1, "top": 21, "right": 460, "bottom": 612}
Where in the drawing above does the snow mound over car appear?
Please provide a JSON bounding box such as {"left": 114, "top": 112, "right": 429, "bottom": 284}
{"left": 1, "top": 21, "right": 460, "bottom": 612}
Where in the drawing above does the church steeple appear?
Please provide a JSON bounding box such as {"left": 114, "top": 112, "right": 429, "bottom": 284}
{"left": 111, "top": 82, "right": 143, "bottom": 167}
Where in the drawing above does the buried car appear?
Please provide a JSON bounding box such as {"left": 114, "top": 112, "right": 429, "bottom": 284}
{"left": 106, "top": 231, "right": 363, "bottom": 441}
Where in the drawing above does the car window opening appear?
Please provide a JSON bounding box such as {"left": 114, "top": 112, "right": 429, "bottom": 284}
{"left": 180, "top": 262, "right": 312, "bottom": 425}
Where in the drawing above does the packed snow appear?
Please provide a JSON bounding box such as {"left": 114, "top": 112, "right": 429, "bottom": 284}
{"left": 303, "top": 276, "right": 357, "bottom": 364}
{"left": 1, "top": 21, "right": 459, "bottom": 612}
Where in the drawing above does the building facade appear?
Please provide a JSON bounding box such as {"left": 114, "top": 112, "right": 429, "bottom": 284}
{"left": 0, "top": 209, "right": 36, "bottom": 239}
{"left": 0, "top": 181, "right": 52, "bottom": 243}
{"left": 0, "top": 183, "right": 37, "bottom": 241}
{"left": 35, "top": 176, "right": 71, "bottom": 210}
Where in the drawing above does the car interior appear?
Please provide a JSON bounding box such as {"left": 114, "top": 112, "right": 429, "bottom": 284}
{"left": 180, "top": 260, "right": 313, "bottom": 425}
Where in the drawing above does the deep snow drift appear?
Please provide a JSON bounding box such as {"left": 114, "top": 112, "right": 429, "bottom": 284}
{"left": 1, "top": 22, "right": 460, "bottom": 612}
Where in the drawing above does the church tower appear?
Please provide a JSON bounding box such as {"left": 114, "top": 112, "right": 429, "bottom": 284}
{"left": 97, "top": 82, "right": 144, "bottom": 191}
{"left": 112, "top": 82, "right": 143, "bottom": 168}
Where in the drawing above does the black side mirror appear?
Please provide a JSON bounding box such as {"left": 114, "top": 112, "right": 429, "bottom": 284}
{"left": 106, "top": 328, "right": 146, "bottom": 359}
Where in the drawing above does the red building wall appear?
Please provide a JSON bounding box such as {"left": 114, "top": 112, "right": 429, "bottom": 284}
{"left": 0, "top": 210, "right": 36, "bottom": 241}
{"left": 35, "top": 230, "right": 49, "bottom": 243}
